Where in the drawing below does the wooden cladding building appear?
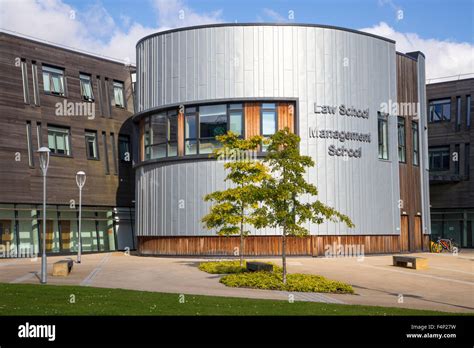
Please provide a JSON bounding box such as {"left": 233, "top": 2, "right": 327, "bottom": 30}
{"left": 0, "top": 33, "right": 136, "bottom": 255}
{"left": 133, "top": 24, "right": 431, "bottom": 257}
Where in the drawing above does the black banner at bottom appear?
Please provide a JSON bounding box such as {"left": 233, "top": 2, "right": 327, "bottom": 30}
{"left": 0, "top": 315, "right": 472, "bottom": 346}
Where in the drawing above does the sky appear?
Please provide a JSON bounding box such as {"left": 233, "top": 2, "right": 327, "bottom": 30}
{"left": 0, "top": 0, "right": 473, "bottom": 80}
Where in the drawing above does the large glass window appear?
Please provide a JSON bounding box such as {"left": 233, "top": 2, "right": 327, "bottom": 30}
{"left": 85, "top": 131, "right": 98, "bottom": 160}
{"left": 378, "top": 112, "right": 389, "bottom": 160}
{"left": 113, "top": 81, "right": 125, "bottom": 108}
{"left": 199, "top": 104, "right": 227, "bottom": 154}
{"left": 80, "top": 73, "right": 94, "bottom": 101}
{"left": 429, "top": 99, "right": 451, "bottom": 122}
{"left": 261, "top": 103, "right": 277, "bottom": 152}
{"left": 48, "top": 125, "right": 71, "bottom": 155}
{"left": 429, "top": 146, "right": 450, "bottom": 171}
{"left": 185, "top": 107, "right": 197, "bottom": 155}
{"left": 412, "top": 121, "right": 419, "bottom": 166}
{"left": 42, "top": 65, "right": 65, "bottom": 96}
{"left": 228, "top": 103, "right": 243, "bottom": 137}
{"left": 397, "top": 117, "right": 406, "bottom": 163}
{"left": 146, "top": 111, "right": 178, "bottom": 159}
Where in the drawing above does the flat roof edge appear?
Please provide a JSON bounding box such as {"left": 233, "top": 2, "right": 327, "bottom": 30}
{"left": 136, "top": 23, "right": 396, "bottom": 47}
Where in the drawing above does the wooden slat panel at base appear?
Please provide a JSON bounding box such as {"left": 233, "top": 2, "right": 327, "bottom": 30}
{"left": 137, "top": 235, "right": 402, "bottom": 256}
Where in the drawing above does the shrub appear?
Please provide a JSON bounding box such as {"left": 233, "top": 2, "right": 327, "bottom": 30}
{"left": 198, "top": 260, "right": 281, "bottom": 274}
{"left": 220, "top": 272, "right": 354, "bottom": 294}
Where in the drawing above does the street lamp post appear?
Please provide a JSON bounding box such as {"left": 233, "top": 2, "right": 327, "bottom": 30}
{"left": 76, "top": 171, "right": 86, "bottom": 263}
{"left": 37, "top": 147, "right": 50, "bottom": 284}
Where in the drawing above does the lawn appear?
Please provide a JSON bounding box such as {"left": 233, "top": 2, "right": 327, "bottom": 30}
{"left": 0, "top": 283, "right": 451, "bottom": 316}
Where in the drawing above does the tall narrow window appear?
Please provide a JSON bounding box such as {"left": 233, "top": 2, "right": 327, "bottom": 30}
{"left": 110, "top": 133, "right": 118, "bottom": 174}
{"left": 454, "top": 144, "right": 460, "bottom": 174}
{"left": 113, "top": 81, "right": 125, "bottom": 108}
{"left": 467, "top": 95, "right": 471, "bottom": 129}
{"left": 85, "top": 131, "right": 99, "bottom": 160}
{"left": 144, "top": 119, "right": 151, "bottom": 160}
{"left": 378, "top": 112, "right": 389, "bottom": 160}
{"left": 228, "top": 103, "right": 244, "bottom": 137}
{"left": 80, "top": 74, "right": 94, "bottom": 101}
{"left": 465, "top": 143, "right": 470, "bottom": 178}
{"left": 429, "top": 99, "right": 451, "bottom": 122}
{"left": 456, "top": 96, "right": 461, "bottom": 130}
{"left": 412, "top": 121, "right": 419, "bottom": 166}
{"left": 42, "top": 65, "right": 65, "bottom": 96}
{"left": 168, "top": 110, "right": 178, "bottom": 157}
{"left": 397, "top": 117, "right": 406, "bottom": 163}
{"left": 102, "top": 131, "right": 110, "bottom": 174}
{"left": 119, "top": 135, "right": 131, "bottom": 163}
{"left": 20, "top": 59, "right": 29, "bottom": 104}
{"left": 199, "top": 104, "right": 227, "bottom": 154}
{"left": 261, "top": 103, "right": 277, "bottom": 151}
{"left": 47, "top": 125, "right": 71, "bottom": 155}
{"left": 36, "top": 122, "right": 42, "bottom": 148}
{"left": 150, "top": 112, "right": 167, "bottom": 159}
{"left": 96, "top": 76, "right": 103, "bottom": 116}
{"left": 104, "top": 78, "right": 111, "bottom": 116}
{"left": 31, "top": 61, "right": 40, "bottom": 106}
{"left": 185, "top": 107, "right": 197, "bottom": 155}
{"left": 26, "top": 121, "right": 34, "bottom": 167}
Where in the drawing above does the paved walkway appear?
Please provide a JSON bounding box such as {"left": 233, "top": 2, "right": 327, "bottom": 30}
{"left": 0, "top": 251, "right": 473, "bottom": 313}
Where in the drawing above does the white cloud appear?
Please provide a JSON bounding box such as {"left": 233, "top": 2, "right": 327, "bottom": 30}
{"left": 360, "top": 22, "right": 474, "bottom": 80}
{"left": 0, "top": 0, "right": 223, "bottom": 63}
{"left": 261, "top": 8, "right": 287, "bottom": 23}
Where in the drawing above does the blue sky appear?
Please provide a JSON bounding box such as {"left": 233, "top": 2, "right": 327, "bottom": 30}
{"left": 1, "top": 0, "right": 472, "bottom": 79}
{"left": 64, "top": 0, "right": 473, "bottom": 43}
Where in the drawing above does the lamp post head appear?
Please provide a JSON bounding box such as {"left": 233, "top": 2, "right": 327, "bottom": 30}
{"left": 37, "top": 147, "right": 50, "bottom": 175}
{"left": 76, "top": 171, "right": 86, "bottom": 189}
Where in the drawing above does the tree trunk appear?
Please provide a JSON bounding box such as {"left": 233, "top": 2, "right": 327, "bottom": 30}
{"left": 240, "top": 205, "right": 244, "bottom": 267}
{"left": 282, "top": 228, "right": 287, "bottom": 284}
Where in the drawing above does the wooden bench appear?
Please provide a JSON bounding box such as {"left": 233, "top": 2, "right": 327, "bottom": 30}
{"left": 53, "top": 259, "right": 74, "bottom": 276}
{"left": 393, "top": 256, "right": 428, "bottom": 270}
{"left": 246, "top": 261, "right": 273, "bottom": 272}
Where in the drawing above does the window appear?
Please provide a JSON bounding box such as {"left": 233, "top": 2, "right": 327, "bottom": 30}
{"left": 26, "top": 121, "right": 34, "bottom": 167}
{"left": 465, "top": 143, "right": 470, "bottom": 178}
{"left": 185, "top": 107, "right": 197, "bottom": 155}
{"left": 146, "top": 111, "right": 179, "bottom": 159}
{"left": 429, "top": 99, "right": 451, "bottom": 122}
{"left": 85, "top": 131, "right": 98, "bottom": 160}
{"left": 113, "top": 81, "right": 125, "bottom": 108}
{"left": 110, "top": 133, "right": 118, "bottom": 174}
{"left": 119, "top": 135, "right": 131, "bottom": 163}
{"left": 42, "top": 65, "right": 65, "bottom": 96}
{"left": 467, "top": 95, "right": 471, "bottom": 128}
{"left": 429, "top": 146, "right": 450, "bottom": 171}
{"left": 199, "top": 104, "right": 227, "bottom": 154}
{"left": 228, "top": 103, "right": 243, "bottom": 137}
{"left": 397, "top": 117, "right": 406, "bottom": 163}
{"left": 47, "top": 126, "right": 71, "bottom": 155}
{"left": 378, "top": 112, "right": 389, "bottom": 160}
{"left": 454, "top": 144, "right": 460, "bottom": 174}
{"left": 456, "top": 96, "right": 462, "bottom": 130}
{"left": 31, "top": 61, "right": 40, "bottom": 106}
{"left": 20, "top": 59, "right": 29, "bottom": 104}
{"left": 261, "top": 103, "right": 277, "bottom": 151}
{"left": 102, "top": 131, "right": 110, "bottom": 174}
{"left": 412, "top": 121, "right": 419, "bottom": 166}
{"left": 80, "top": 74, "right": 94, "bottom": 101}
{"left": 36, "top": 122, "right": 43, "bottom": 148}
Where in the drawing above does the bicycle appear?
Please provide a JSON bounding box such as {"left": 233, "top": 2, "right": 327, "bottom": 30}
{"left": 430, "top": 238, "right": 460, "bottom": 253}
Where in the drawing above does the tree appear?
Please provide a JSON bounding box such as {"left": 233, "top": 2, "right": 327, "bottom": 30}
{"left": 256, "top": 128, "right": 354, "bottom": 283}
{"left": 202, "top": 132, "right": 270, "bottom": 266}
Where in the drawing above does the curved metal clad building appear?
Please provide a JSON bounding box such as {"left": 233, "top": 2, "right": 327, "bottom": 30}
{"left": 133, "top": 24, "right": 430, "bottom": 256}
